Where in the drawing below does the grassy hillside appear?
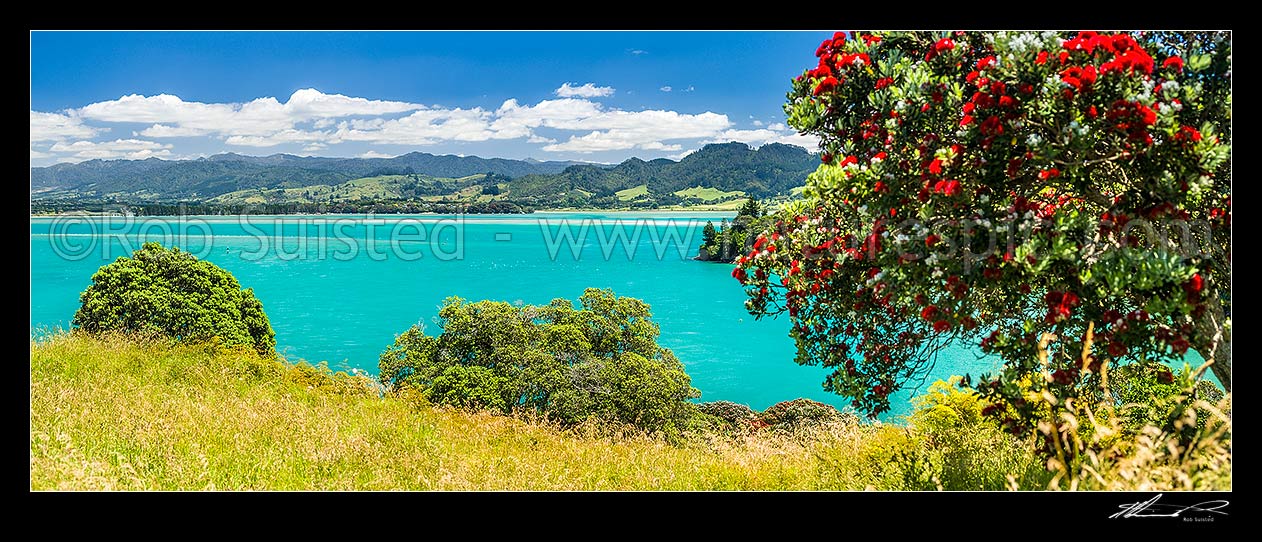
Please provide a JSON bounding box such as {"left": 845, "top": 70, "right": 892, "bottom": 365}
{"left": 206, "top": 174, "right": 503, "bottom": 206}
{"left": 615, "top": 184, "right": 649, "bottom": 201}
{"left": 673, "top": 186, "right": 746, "bottom": 202}
{"left": 30, "top": 334, "right": 1230, "bottom": 490}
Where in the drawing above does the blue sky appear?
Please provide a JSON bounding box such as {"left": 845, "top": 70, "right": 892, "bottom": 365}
{"left": 30, "top": 31, "right": 831, "bottom": 166}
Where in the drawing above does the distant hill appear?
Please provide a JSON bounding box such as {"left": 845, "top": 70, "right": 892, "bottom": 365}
{"left": 29, "top": 143, "right": 819, "bottom": 207}
{"left": 30, "top": 152, "right": 592, "bottom": 200}
{"left": 506, "top": 142, "right": 819, "bottom": 205}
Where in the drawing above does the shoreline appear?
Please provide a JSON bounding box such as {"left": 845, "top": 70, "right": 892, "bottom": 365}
{"left": 30, "top": 207, "right": 743, "bottom": 219}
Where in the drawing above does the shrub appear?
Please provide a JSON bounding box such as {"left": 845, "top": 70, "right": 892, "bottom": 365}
{"left": 379, "top": 288, "right": 701, "bottom": 436}
{"left": 910, "top": 378, "right": 1047, "bottom": 490}
{"left": 697, "top": 401, "right": 757, "bottom": 426}
{"left": 72, "top": 242, "right": 275, "bottom": 356}
{"left": 758, "top": 398, "right": 855, "bottom": 430}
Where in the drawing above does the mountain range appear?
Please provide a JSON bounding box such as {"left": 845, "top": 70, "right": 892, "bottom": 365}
{"left": 30, "top": 142, "right": 820, "bottom": 205}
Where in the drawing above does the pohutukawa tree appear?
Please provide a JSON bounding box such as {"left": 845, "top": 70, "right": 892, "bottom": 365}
{"left": 734, "top": 31, "right": 1230, "bottom": 423}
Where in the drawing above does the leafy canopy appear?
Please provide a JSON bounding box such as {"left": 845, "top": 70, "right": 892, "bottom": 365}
{"left": 73, "top": 242, "right": 276, "bottom": 356}
{"left": 379, "top": 288, "right": 701, "bottom": 435}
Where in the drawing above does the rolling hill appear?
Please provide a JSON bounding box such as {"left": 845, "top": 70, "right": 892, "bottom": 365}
{"left": 30, "top": 152, "right": 589, "bottom": 201}
{"left": 30, "top": 142, "right": 820, "bottom": 209}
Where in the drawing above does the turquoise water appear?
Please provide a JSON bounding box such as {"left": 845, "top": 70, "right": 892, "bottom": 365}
{"left": 29, "top": 213, "right": 1004, "bottom": 418}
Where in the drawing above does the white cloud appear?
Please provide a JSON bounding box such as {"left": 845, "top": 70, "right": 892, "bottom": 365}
{"left": 659, "top": 86, "right": 672, "bottom": 92}
{"left": 703, "top": 127, "right": 821, "bottom": 150}
{"left": 225, "top": 129, "right": 336, "bottom": 147}
{"left": 771, "top": 132, "right": 821, "bottom": 149}
{"left": 359, "top": 150, "right": 395, "bottom": 159}
{"left": 629, "top": 49, "right": 648, "bottom": 56}
{"left": 751, "top": 119, "right": 764, "bottom": 127}
{"left": 518, "top": 103, "right": 731, "bottom": 153}
{"left": 554, "top": 82, "right": 615, "bottom": 98}
{"left": 34, "top": 86, "right": 748, "bottom": 159}
{"left": 79, "top": 89, "right": 424, "bottom": 140}
{"left": 136, "top": 124, "right": 210, "bottom": 137}
{"left": 30, "top": 111, "right": 101, "bottom": 142}
{"left": 335, "top": 108, "right": 501, "bottom": 145}
{"left": 30, "top": 148, "right": 52, "bottom": 159}
{"left": 683, "top": 86, "right": 695, "bottom": 92}
{"left": 48, "top": 138, "right": 173, "bottom": 160}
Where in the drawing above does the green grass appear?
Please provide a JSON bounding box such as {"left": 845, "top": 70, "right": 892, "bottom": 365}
{"left": 614, "top": 184, "right": 649, "bottom": 201}
{"left": 658, "top": 199, "right": 747, "bottom": 211}
{"left": 30, "top": 334, "right": 1230, "bottom": 491}
{"left": 672, "top": 186, "right": 746, "bottom": 202}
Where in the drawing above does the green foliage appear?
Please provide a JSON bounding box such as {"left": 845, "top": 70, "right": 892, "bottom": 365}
{"left": 1086, "top": 360, "right": 1228, "bottom": 444}
{"left": 701, "top": 221, "right": 719, "bottom": 256}
{"left": 72, "top": 242, "right": 275, "bottom": 356}
{"left": 909, "top": 378, "right": 1047, "bottom": 490}
{"left": 697, "top": 401, "right": 758, "bottom": 426}
{"left": 378, "top": 289, "right": 701, "bottom": 436}
{"left": 284, "top": 361, "right": 380, "bottom": 397}
{"left": 698, "top": 198, "right": 776, "bottom": 262}
{"left": 738, "top": 197, "right": 764, "bottom": 219}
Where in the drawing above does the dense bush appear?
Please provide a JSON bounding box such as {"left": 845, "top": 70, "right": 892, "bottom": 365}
{"left": 757, "top": 398, "right": 855, "bottom": 430}
{"left": 1103, "top": 360, "right": 1226, "bottom": 435}
{"left": 378, "top": 288, "right": 701, "bottom": 436}
{"left": 734, "top": 31, "right": 1231, "bottom": 421}
{"left": 909, "top": 378, "right": 1046, "bottom": 490}
{"left": 697, "top": 401, "right": 757, "bottom": 426}
{"left": 72, "top": 242, "right": 275, "bottom": 356}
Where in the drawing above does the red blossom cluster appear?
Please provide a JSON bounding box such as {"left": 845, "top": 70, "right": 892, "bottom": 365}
{"left": 1043, "top": 290, "right": 1081, "bottom": 323}
{"left": 924, "top": 37, "right": 955, "bottom": 61}
{"left": 1106, "top": 99, "right": 1159, "bottom": 145}
{"left": 1063, "top": 31, "right": 1155, "bottom": 75}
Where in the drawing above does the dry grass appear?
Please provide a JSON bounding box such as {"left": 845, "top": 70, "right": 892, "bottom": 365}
{"left": 30, "top": 333, "right": 1230, "bottom": 491}
{"left": 30, "top": 333, "right": 839, "bottom": 490}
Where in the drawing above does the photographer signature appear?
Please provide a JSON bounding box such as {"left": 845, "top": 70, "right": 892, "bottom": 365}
{"left": 1110, "top": 494, "right": 1229, "bottom": 519}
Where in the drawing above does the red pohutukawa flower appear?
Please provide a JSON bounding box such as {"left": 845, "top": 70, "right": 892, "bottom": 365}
{"left": 813, "top": 76, "right": 840, "bottom": 96}
{"left": 928, "top": 158, "right": 943, "bottom": 175}
{"left": 1043, "top": 291, "right": 1081, "bottom": 323}
{"left": 1174, "top": 125, "right": 1203, "bottom": 146}
{"left": 924, "top": 38, "right": 955, "bottom": 61}
{"left": 1162, "top": 56, "right": 1184, "bottom": 72}
{"left": 1184, "top": 273, "right": 1204, "bottom": 303}
{"left": 933, "top": 179, "right": 961, "bottom": 196}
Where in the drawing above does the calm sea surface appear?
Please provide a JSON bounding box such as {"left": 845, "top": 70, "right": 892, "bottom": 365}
{"left": 30, "top": 213, "right": 1005, "bottom": 419}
